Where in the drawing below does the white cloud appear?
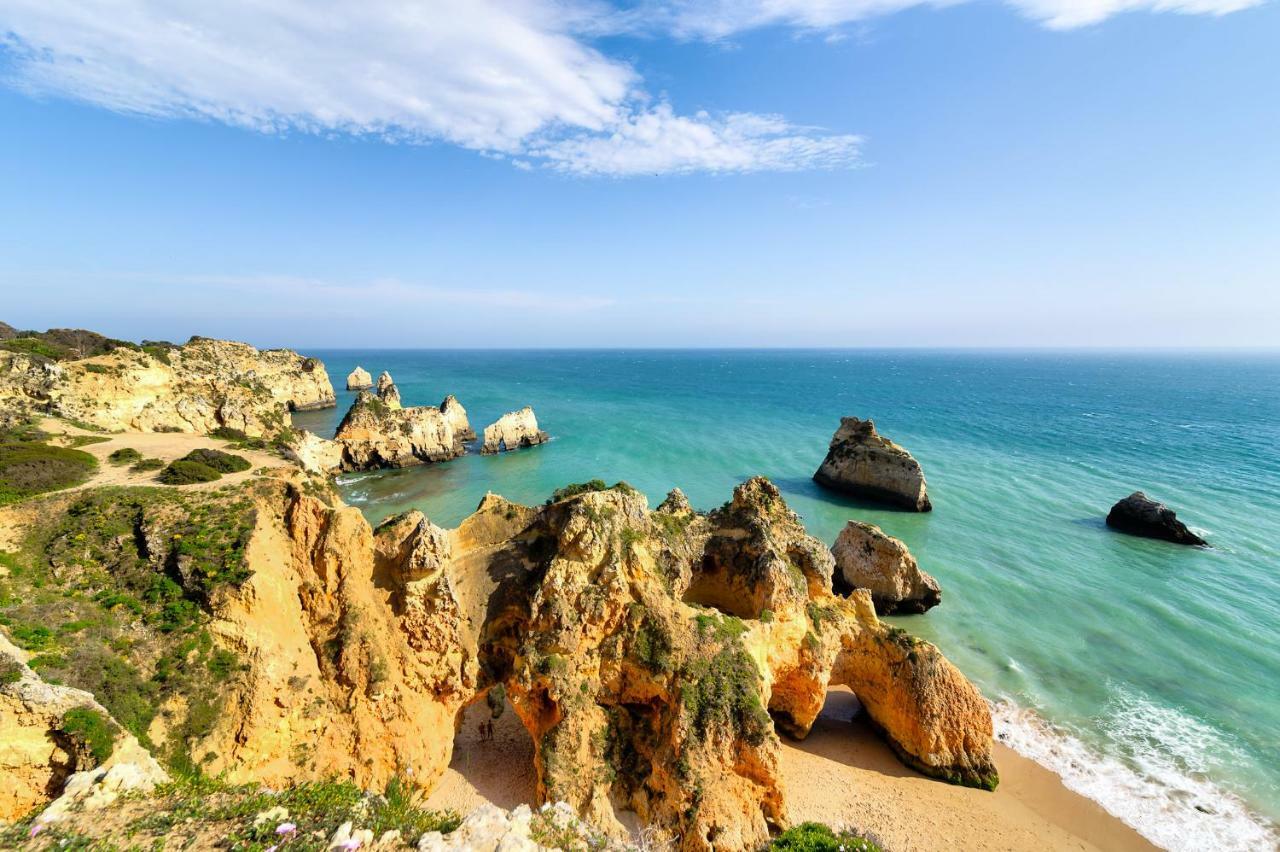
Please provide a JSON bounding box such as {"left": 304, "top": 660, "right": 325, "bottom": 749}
{"left": 530, "top": 105, "right": 861, "bottom": 175}
{"left": 649, "top": 0, "right": 1261, "bottom": 38}
{"left": 0, "top": 0, "right": 857, "bottom": 175}
{"left": 0, "top": 0, "right": 1259, "bottom": 176}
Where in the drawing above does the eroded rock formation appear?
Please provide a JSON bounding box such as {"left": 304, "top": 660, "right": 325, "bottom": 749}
{"left": 0, "top": 336, "right": 335, "bottom": 435}
{"left": 480, "top": 406, "right": 549, "bottom": 455}
{"left": 333, "top": 392, "right": 468, "bottom": 469}
{"left": 2, "top": 472, "right": 996, "bottom": 848}
{"left": 441, "top": 394, "right": 476, "bottom": 442}
{"left": 814, "top": 418, "right": 932, "bottom": 511}
{"left": 0, "top": 635, "right": 166, "bottom": 822}
{"left": 346, "top": 366, "right": 373, "bottom": 390}
{"left": 282, "top": 429, "right": 345, "bottom": 475}
{"left": 1106, "top": 492, "right": 1207, "bottom": 546}
{"left": 376, "top": 371, "right": 402, "bottom": 409}
{"left": 831, "top": 521, "right": 941, "bottom": 614}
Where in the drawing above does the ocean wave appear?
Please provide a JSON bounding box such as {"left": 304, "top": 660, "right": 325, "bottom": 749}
{"left": 990, "top": 697, "right": 1278, "bottom": 851}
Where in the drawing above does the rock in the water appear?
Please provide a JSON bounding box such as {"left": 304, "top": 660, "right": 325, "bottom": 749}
{"left": 333, "top": 391, "right": 466, "bottom": 469}
{"left": 1106, "top": 491, "right": 1207, "bottom": 546}
{"left": 440, "top": 394, "right": 475, "bottom": 442}
{"left": 375, "top": 371, "right": 402, "bottom": 409}
{"left": 832, "top": 521, "right": 941, "bottom": 614}
{"left": 345, "top": 366, "right": 373, "bottom": 390}
{"left": 814, "top": 417, "right": 932, "bottom": 511}
{"left": 480, "top": 406, "right": 549, "bottom": 455}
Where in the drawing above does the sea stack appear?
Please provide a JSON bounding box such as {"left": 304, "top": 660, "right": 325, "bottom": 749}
{"left": 441, "top": 394, "right": 476, "bottom": 442}
{"left": 814, "top": 417, "right": 932, "bottom": 511}
{"left": 333, "top": 391, "right": 466, "bottom": 469}
{"left": 376, "top": 371, "right": 402, "bottom": 409}
{"left": 1106, "top": 492, "right": 1208, "bottom": 546}
{"left": 345, "top": 366, "right": 373, "bottom": 390}
{"left": 480, "top": 406, "right": 549, "bottom": 455}
{"left": 831, "top": 521, "right": 941, "bottom": 614}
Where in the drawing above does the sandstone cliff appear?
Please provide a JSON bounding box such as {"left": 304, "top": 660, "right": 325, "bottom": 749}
{"left": 0, "top": 336, "right": 335, "bottom": 435}
{"left": 376, "top": 371, "right": 402, "bottom": 409}
{"left": 333, "top": 391, "right": 469, "bottom": 470}
{"left": 1, "top": 472, "right": 995, "bottom": 849}
{"left": 831, "top": 521, "right": 941, "bottom": 614}
{"left": 0, "top": 634, "right": 166, "bottom": 823}
{"left": 814, "top": 418, "right": 932, "bottom": 511}
{"left": 480, "top": 406, "right": 549, "bottom": 455}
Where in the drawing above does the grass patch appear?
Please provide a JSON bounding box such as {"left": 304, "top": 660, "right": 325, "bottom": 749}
{"left": 680, "top": 633, "right": 770, "bottom": 747}
{"left": 131, "top": 457, "right": 166, "bottom": 472}
{"left": 0, "top": 441, "right": 96, "bottom": 505}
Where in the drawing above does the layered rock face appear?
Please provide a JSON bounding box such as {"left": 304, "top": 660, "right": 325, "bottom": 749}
{"left": 1106, "top": 492, "right": 1207, "bottom": 546}
{"left": 282, "top": 429, "right": 345, "bottom": 475}
{"left": 346, "top": 366, "right": 373, "bottom": 390}
{"left": 333, "top": 391, "right": 468, "bottom": 470}
{"left": 0, "top": 337, "right": 336, "bottom": 435}
{"left": 480, "top": 406, "right": 549, "bottom": 454}
{"left": 831, "top": 521, "right": 941, "bottom": 614}
{"left": 814, "top": 418, "right": 932, "bottom": 511}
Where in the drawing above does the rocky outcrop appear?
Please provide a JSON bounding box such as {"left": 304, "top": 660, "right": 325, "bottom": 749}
{"left": 345, "top": 366, "right": 373, "bottom": 390}
{"left": 281, "top": 429, "right": 344, "bottom": 475}
{"left": 333, "top": 392, "right": 467, "bottom": 470}
{"left": 0, "top": 634, "right": 167, "bottom": 822}
{"left": 441, "top": 394, "right": 475, "bottom": 442}
{"left": 418, "top": 802, "right": 628, "bottom": 851}
{"left": 0, "top": 336, "right": 336, "bottom": 435}
{"left": 376, "top": 371, "right": 402, "bottom": 409}
{"left": 1106, "top": 492, "right": 1207, "bottom": 546}
{"left": 480, "top": 406, "right": 549, "bottom": 455}
{"left": 814, "top": 418, "right": 932, "bottom": 511}
{"left": 3, "top": 472, "right": 995, "bottom": 847}
{"left": 831, "top": 521, "right": 941, "bottom": 615}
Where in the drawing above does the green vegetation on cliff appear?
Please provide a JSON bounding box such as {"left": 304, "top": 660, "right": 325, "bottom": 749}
{"left": 0, "top": 440, "right": 97, "bottom": 506}
{"left": 0, "top": 484, "right": 259, "bottom": 771}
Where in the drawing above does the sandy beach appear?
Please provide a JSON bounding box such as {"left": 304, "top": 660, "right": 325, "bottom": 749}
{"left": 427, "top": 687, "right": 1156, "bottom": 851}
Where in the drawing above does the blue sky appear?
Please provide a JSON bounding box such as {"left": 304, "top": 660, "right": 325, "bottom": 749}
{"left": 1, "top": 1, "right": 1277, "bottom": 348}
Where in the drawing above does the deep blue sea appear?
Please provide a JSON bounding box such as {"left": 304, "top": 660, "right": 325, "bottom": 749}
{"left": 294, "top": 349, "right": 1280, "bottom": 850}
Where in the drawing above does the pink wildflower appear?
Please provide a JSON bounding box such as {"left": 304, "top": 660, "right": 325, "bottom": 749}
{"left": 276, "top": 822, "right": 297, "bottom": 835}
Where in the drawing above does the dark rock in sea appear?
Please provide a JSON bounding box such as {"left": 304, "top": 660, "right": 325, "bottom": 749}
{"left": 1106, "top": 492, "right": 1208, "bottom": 546}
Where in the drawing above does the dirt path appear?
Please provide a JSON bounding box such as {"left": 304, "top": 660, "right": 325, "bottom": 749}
{"left": 38, "top": 417, "right": 289, "bottom": 493}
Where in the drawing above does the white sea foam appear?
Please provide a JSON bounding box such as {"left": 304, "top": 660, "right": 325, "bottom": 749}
{"left": 991, "top": 695, "right": 1279, "bottom": 851}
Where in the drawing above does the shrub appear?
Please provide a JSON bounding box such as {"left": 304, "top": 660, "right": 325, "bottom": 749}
{"left": 0, "top": 659, "right": 23, "bottom": 685}
{"left": 548, "top": 479, "right": 608, "bottom": 503}
{"left": 177, "top": 448, "right": 251, "bottom": 474}
{"left": 767, "top": 822, "right": 882, "bottom": 851}
{"left": 209, "top": 426, "right": 247, "bottom": 442}
{"left": 158, "top": 460, "right": 222, "bottom": 485}
{"left": 131, "top": 457, "right": 166, "bottom": 472}
{"left": 61, "top": 706, "right": 116, "bottom": 765}
{"left": 0, "top": 441, "right": 97, "bottom": 505}
{"left": 108, "top": 447, "right": 142, "bottom": 465}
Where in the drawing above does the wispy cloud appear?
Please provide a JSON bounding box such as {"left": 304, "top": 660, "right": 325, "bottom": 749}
{"left": 641, "top": 0, "right": 1262, "bottom": 38}
{"left": 0, "top": 0, "right": 1259, "bottom": 177}
{"left": 0, "top": 0, "right": 859, "bottom": 176}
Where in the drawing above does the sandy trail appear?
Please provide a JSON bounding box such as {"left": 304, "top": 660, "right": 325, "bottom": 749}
{"left": 427, "top": 688, "right": 1156, "bottom": 852}
{"left": 39, "top": 417, "right": 288, "bottom": 492}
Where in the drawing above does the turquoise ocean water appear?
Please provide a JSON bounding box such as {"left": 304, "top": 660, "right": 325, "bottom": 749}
{"left": 294, "top": 350, "right": 1280, "bottom": 850}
